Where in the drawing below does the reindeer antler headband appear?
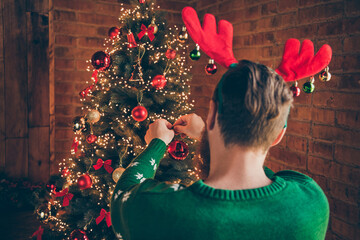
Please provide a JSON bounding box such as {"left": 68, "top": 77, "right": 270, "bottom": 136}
{"left": 182, "top": 7, "right": 332, "bottom": 113}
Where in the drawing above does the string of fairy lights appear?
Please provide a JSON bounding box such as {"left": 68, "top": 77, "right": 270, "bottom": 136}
{"left": 43, "top": 1, "right": 201, "bottom": 237}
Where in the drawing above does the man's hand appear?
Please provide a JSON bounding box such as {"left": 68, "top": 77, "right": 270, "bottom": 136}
{"left": 145, "top": 119, "right": 174, "bottom": 145}
{"left": 173, "top": 114, "right": 205, "bottom": 141}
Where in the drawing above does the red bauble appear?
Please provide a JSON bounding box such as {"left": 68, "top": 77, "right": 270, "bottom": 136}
{"left": 70, "top": 229, "right": 89, "bottom": 240}
{"left": 205, "top": 59, "right": 217, "bottom": 75}
{"left": 62, "top": 168, "right": 70, "bottom": 177}
{"left": 77, "top": 174, "right": 92, "bottom": 190}
{"left": 108, "top": 27, "right": 121, "bottom": 39}
{"left": 168, "top": 140, "right": 189, "bottom": 160}
{"left": 151, "top": 75, "right": 167, "bottom": 89}
{"left": 139, "top": 0, "right": 145, "bottom": 3}
{"left": 290, "top": 85, "right": 301, "bottom": 97}
{"left": 91, "top": 51, "right": 112, "bottom": 70}
{"left": 131, "top": 106, "right": 148, "bottom": 122}
{"left": 86, "top": 134, "right": 97, "bottom": 144}
{"left": 165, "top": 49, "right": 177, "bottom": 59}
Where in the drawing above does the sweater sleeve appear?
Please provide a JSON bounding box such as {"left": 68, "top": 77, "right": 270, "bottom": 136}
{"left": 114, "top": 138, "right": 167, "bottom": 192}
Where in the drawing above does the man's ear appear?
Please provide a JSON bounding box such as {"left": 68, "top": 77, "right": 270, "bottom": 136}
{"left": 271, "top": 128, "right": 287, "bottom": 147}
{"left": 206, "top": 100, "right": 217, "bottom": 131}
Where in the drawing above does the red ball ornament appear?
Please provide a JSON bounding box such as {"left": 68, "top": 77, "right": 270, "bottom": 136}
{"left": 290, "top": 84, "right": 301, "bottom": 97}
{"left": 165, "top": 49, "right": 177, "bottom": 59}
{"left": 151, "top": 75, "right": 167, "bottom": 89}
{"left": 86, "top": 134, "right": 97, "bottom": 144}
{"left": 91, "top": 51, "right": 112, "bottom": 71}
{"left": 62, "top": 168, "right": 70, "bottom": 177}
{"left": 108, "top": 27, "right": 121, "bottom": 39}
{"left": 77, "top": 174, "right": 92, "bottom": 190}
{"left": 70, "top": 229, "right": 89, "bottom": 240}
{"left": 205, "top": 59, "right": 217, "bottom": 75}
{"left": 131, "top": 105, "right": 148, "bottom": 122}
{"left": 139, "top": 0, "right": 145, "bottom": 3}
{"left": 168, "top": 140, "right": 189, "bottom": 160}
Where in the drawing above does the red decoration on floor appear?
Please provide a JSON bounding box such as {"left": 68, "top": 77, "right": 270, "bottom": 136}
{"left": 70, "top": 229, "right": 89, "bottom": 240}
{"left": 166, "top": 49, "right": 177, "bottom": 59}
{"left": 127, "top": 32, "right": 137, "bottom": 48}
{"left": 168, "top": 140, "right": 189, "bottom": 160}
{"left": 31, "top": 226, "right": 44, "bottom": 240}
{"left": 91, "top": 51, "right": 112, "bottom": 71}
{"left": 77, "top": 174, "right": 92, "bottom": 190}
{"left": 55, "top": 188, "right": 73, "bottom": 207}
{"left": 151, "top": 75, "right": 167, "bottom": 89}
{"left": 131, "top": 105, "right": 148, "bottom": 121}
{"left": 96, "top": 209, "right": 112, "bottom": 227}
{"left": 93, "top": 159, "right": 113, "bottom": 173}
{"left": 138, "top": 24, "right": 155, "bottom": 41}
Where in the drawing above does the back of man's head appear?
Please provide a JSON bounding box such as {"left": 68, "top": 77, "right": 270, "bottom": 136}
{"left": 213, "top": 60, "right": 293, "bottom": 151}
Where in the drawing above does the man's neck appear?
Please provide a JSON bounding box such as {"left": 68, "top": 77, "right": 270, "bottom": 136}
{"left": 204, "top": 145, "right": 272, "bottom": 190}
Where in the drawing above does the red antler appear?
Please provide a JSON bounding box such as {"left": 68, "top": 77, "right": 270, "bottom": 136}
{"left": 182, "top": 7, "right": 237, "bottom": 68}
{"left": 275, "top": 39, "right": 332, "bottom": 82}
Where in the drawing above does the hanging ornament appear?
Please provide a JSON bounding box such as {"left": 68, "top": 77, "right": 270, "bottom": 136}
{"left": 31, "top": 226, "right": 44, "bottom": 240}
{"left": 165, "top": 49, "right": 177, "bottom": 59}
{"left": 93, "top": 159, "right": 113, "bottom": 173}
{"left": 108, "top": 27, "right": 121, "bottom": 39}
{"left": 127, "top": 31, "right": 137, "bottom": 48}
{"left": 205, "top": 59, "right": 217, "bottom": 75}
{"left": 151, "top": 75, "right": 167, "bottom": 89}
{"left": 77, "top": 174, "right": 92, "bottom": 190}
{"left": 70, "top": 229, "right": 89, "bottom": 240}
{"left": 86, "top": 109, "right": 101, "bottom": 123}
{"left": 139, "top": 0, "right": 145, "bottom": 3}
{"left": 129, "top": 63, "right": 144, "bottom": 82}
{"left": 319, "top": 66, "right": 331, "bottom": 82}
{"left": 290, "top": 82, "right": 301, "bottom": 97}
{"left": 138, "top": 24, "right": 155, "bottom": 42}
{"left": 73, "top": 117, "right": 86, "bottom": 132}
{"left": 86, "top": 134, "right": 97, "bottom": 144}
{"left": 178, "top": 26, "right": 189, "bottom": 43}
{"left": 303, "top": 76, "right": 315, "bottom": 93}
{"left": 190, "top": 44, "right": 201, "bottom": 61}
{"left": 62, "top": 168, "right": 70, "bottom": 177}
{"left": 148, "top": 19, "right": 158, "bottom": 34}
{"left": 168, "top": 140, "right": 189, "bottom": 160}
{"left": 131, "top": 105, "right": 148, "bottom": 122}
{"left": 36, "top": 203, "right": 51, "bottom": 222}
{"left": 91, "top": 51, "right": 112, "bottom": 71}
{"left": 112, "top": 167, "right": 126, "bottom": 182}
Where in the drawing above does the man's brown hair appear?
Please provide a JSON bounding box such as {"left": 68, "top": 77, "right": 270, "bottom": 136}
{"left": 213, "top": 60, "right": 293, "bottom": 150}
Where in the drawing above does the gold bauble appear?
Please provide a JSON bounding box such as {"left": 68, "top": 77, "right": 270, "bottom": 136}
{"left": 319, "top": 70, "right": 331, "bottom": 82}
{"left": 87, "top": 109, "right": 101, "bottom": 123}
{"left": 148, "top": 20, "right": 158, "bottom": 34}
{"left": 112, "top": 167, "right": 126, "bottom": 182}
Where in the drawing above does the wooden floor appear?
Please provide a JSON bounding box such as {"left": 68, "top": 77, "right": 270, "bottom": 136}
{"left": 0, "top": 208, "right": 40, "bottom": 240}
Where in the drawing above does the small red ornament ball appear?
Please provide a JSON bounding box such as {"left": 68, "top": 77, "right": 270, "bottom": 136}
{"left": 165, "top": 49, "right": 177, "bottom": 59}
{"left": 168, "top": 140, "right": 189, "bottom": 160}
{"left": 86, "top": 134, "right": 97, "bottom": 144}
{"left": 131, "top": 106, "right": 148, "bottom": 122}
{"left": 151, "top": 75, "right": 167, "bottom": 89}
{"left": 91, "top": 51, "right": 112, "bottom": 70}
{"left": 205, "top": 59, "right": 217, "bottom": 75}
{"left": 108, "top": 27, "right": 121, "bottom": 39}
{"left": 62, "top": 168, "right": 70, "bottom": 177}
{"left": 77, "top": 174, "right": 92, "bottom": 190}
{"left": 290, "top": 85, "right": 301, "bottom": 97}
{"left": 70, "top": 229, "right": 89, "bottom": 240}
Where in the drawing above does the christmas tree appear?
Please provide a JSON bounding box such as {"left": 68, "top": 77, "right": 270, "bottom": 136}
{"left": 35, "top": 0, "right": 201, "bottom": 239}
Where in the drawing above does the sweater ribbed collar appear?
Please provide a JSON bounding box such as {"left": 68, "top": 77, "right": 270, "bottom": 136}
{"left": 189, "top": 176, "right": 286, "bottom": 201}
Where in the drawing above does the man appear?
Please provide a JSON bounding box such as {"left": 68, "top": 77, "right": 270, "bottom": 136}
{"left": 110, "top": 60, "right": 330, "bottom": 240}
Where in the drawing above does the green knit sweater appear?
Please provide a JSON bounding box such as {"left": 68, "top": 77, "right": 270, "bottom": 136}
{"left": 110, "top": 139, "right": 329, "bottom": 240}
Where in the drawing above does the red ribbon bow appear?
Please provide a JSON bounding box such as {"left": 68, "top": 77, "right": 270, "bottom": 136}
{"left": 55, "top": 188, "right": 73, "bottom": 207}
{"left": 31, "top": 226, "right": 44, "bottom": 240}
{"left": 96, "top": 209, "right": 112, "bottom": 227}
{"left": 137, "top": 24, "right": 155, "bottom": 41}
{"left": 93, "top": 159, "right": 113, "bottom": 173}
{"left": 71, "top": 138, "right": 79, "bottom": 154}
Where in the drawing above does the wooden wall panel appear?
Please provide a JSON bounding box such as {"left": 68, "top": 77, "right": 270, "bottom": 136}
{"left": 5, "top": 138, "right": 28, "bottom": 178}
{"left": 29, "top": 127, "right": 49, "bottom": 182}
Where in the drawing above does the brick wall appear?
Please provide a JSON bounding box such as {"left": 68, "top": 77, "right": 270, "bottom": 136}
{"left": 189, "top": 0, "right": 360, "bottom": 239}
